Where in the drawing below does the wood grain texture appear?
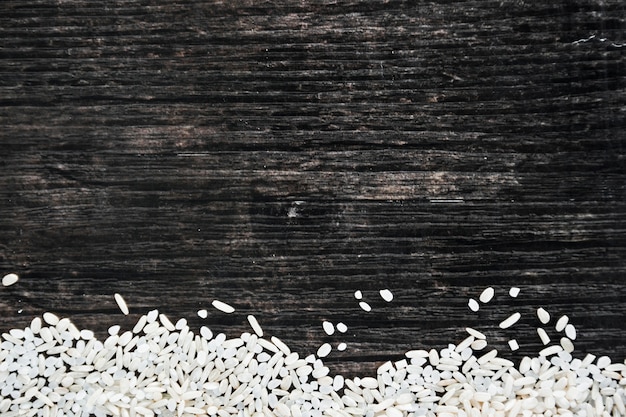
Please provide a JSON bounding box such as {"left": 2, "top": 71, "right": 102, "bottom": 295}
{"left": 0, "top": 0, "right": 625, "bottom": 378}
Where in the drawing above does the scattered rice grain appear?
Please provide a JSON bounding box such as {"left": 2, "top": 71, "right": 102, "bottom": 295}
{"left": 555, "top": 315, "right": 569, "bottom": 332}
{"left": 317, "top": 343, "right": 332, "bottom": 358}
{"left": 479, "top": 287, "right": 495, "bottom": 303}
{"left": 537, "top": 327, "right": 550, "bottom": 345}
{"left": 247, "top": 314, "right": 263, "bottom": 337}
{"left": 212, "top": 299, "right": 235, "bottom": 314}
{"left": 322, "top": 321, "right": 335, "bottom": 336}
{"left": 499, "top": 312, "right": 521, "bottom": 329}
{"left": 379, "top": 289, "right": 393, "bottom": 302}
{"left": 508, "top": 339, "right": 519, "bottom": 351}
{"left": 537, "top": 307, "right": 550, "bottom": 324}
{"left": 114, "top": 293, "right": 129, "bottom": 315}
{"left": 2, "top": 273, "right": 19, "bottom": 287}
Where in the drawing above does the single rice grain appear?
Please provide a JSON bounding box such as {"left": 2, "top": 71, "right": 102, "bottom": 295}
{"left": 537, "top": 308, "right": 550, "bottom": 324}
{"left": 114, "top": 293, "right": 129, "bottom": 315}
{"left": 537, "top": 327, "right": 550, "bottom": 345}
{"left": 379, "top": 289, "right": 393, "bottom": 302}
{"left": 317, "top": 343, "right": 332, "bottom": 358}
{"left": 555, "top": 315, "right": 569, "bottom": 332}
{"left": 499, "top": 312, "right": 521, "bottom": 329}
{"left": 247, "top": 314, "right": 263, "bottom": 337}
{"left": 468, "top": 299, "right": 480, "bottom": 312}
{"left": 479, "top": 287, "right": 494, "bottom": 303}
{"left": 212, "top": 299, "right": 235, "bottom": 314}
{"left": 2, "top": 273, "right": 19, "bottom": 287}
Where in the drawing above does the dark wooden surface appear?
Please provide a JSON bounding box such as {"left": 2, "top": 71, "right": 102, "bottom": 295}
{"left": 0, "top": 0, "right": 625, "bottom": 378}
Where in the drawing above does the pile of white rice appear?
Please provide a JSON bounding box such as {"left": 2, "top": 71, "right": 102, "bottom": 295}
{"left": 1, "top": 309, "right": 625, "bottom": 417}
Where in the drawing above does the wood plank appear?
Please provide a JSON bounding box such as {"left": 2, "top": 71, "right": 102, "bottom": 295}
{"left": 0, "top": 0, "right": 624, "bottom": 378}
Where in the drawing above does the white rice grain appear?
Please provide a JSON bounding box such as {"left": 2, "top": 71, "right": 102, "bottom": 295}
{"left": 197, "top": 309, "right": 208, "bottom": 319}
{"left": 508, "top": 287, "right": 520, "bottom": 297}
{"left": 471, "top": 339, "right": 488, "bottom": 350}
{"left": 539, "top": 345, "right": 563, "bottom": 357}
{"left": 508, "top": 339, "right": 519, "bottom": 351}
{"left": 565, "top": 323, "right": 576, "bottom": 340}
{"left": 465, "top": 327, "right": 486, "bottom": 340}
{"left": 359, "top": 301, "right": 371, "bottom": 312}
{"left": 212, "top": 299, "right": 235, "bottom": 314}
{"left": 479, "top": 287, "right": 495, "bottom": 303}
{"left": 499, "top": 312, "right": 521, "bottom": 329}
{"left": 537, "top": 307, "right": 550, "bottom": 324}
{"left": 379, "top": 289, "right": 393, "bottom": 302}
{"left": 537, "top": 327, "right": 550, "bottom": 345}
{"left": 317, "top": 343, "right": 332, "bottom": 358}
{"left": 468, "top": 298, "right": 479, "bottom": 312}
{"left": 271, "top": 336, "right": 291, "bottom": 355}
{"left": 336, "top": 322, "right": 348, "bottom": 333}
{"left": 247, "top": 315, "right": 263, "bottom": 337}
{"left": 560, "top": 337, "right": 574, "bottom": 353}
{"left": 2, "top": 273, "right": 19, "bottom": 287}
{"left": 555, "top": 315, "right": 569, "bottom": 332}
{"left": 322, "top": 321, "right": 335, "bottom": 336}
{"left": 43, "top": 312, "right": 59, "bottom": 326}
{"left": 114, "top": 293, "right": 129, "bottom": 315}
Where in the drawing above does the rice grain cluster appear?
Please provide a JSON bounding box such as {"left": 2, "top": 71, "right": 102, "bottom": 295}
{"left": 1, "top": 310, "right": 625, "bottom": 417}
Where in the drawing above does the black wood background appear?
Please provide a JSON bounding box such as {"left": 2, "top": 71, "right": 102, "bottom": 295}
{"left": 1, "top": 0, "right": 625, "bottom": 378}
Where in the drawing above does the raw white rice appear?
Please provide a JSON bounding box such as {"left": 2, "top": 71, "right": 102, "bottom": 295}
{"left": 317, "top": 342, "right": 332, "bottom": 357}
{"left": 197, "top": 309, "right": 208, "bottom": 319}
{"left": 479, "top": 287, "right": 494, "bottom": 303}
{"left": 555, "top": 314, "right": 569, "bottom": 332}
{"left": 212, "top": 299, "right": 235, "bottom": 314}
{"left": 508, "top": 339, "right": 519, "bottom": 351}
{"left": 465, "top": 327, "right": 486, "bottom": 339}
{"left": 42, "top": 312, "right": 59, "bottom": 325}
{"left": 336, "top": 322, "right": 348, "bottom": 333}
{"left": 113, "top": 293, "right": 129, "bottom": 315}
{"left": 561, "top": 336, "right": 575, "bottom": 353}
{"left": 470, "top": 339, "right": 488, "bottom": 350}
{"left": 322, "top": 321, "right": 335, "bottom": 335}
{"left": 537, "top": 327, "right": 551, "bottom": 345}
{"left": 247, "top": 314, "right": 263, "bottom": 337}
{"left": 539, "top": 344, "right": 563, "bottom": 357}
{"left": 379, "top": 288, "right": 393, "bottom": 302}
{"left": 2, "top": 273, "right": 19, "bottom": 287}
{"left": 499, "top": 312, "right": 521, "bottom": 329}
{"left": 354, "top": 290, "right": 362, "bottom": 300}
{"left": 467, "top": 298, "right": 479, "bottom": 312}
{"left": 537, "top": 307, "right": 550, "bottom": 324}
{"left": 565, "top": 323, "right": 577, "bottom": 340}
{"left": 508, "top": 286, "right": 520, "bottom": 297}
{"left": 359, "top": 301, "right": 371, "bottom": 312}
{"left": 337, "top": 342, "right": 347, "bottom": 351}
{"left": 1, "top": 309, "right": 624, "bottom": 417}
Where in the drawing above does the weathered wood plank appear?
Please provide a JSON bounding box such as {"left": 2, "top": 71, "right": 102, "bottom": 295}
{"left": 0, "top": 0, "right": 624, "bottom": 377}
